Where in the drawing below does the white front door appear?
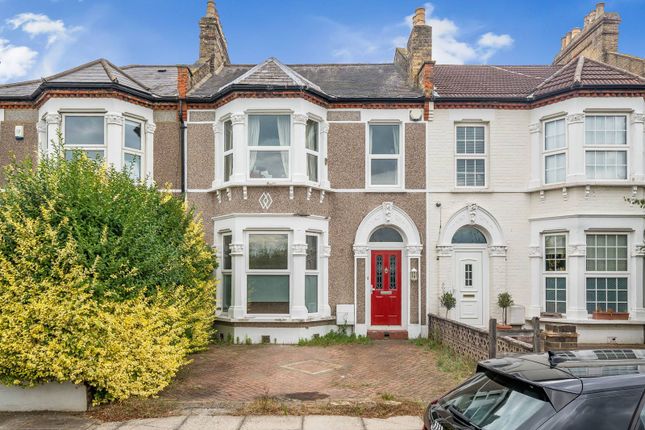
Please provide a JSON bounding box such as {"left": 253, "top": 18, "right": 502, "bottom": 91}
{"left": 456, "top": 250, "right": 484, "bottom": 327}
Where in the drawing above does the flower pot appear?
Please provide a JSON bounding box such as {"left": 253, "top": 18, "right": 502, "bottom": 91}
{"left": 496, "top": 324, "right": 513, "bottom": 330}
{"left": 592, "top": 311, "right": 630, "bottom": 320}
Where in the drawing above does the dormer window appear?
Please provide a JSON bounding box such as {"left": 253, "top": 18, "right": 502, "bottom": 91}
{"left": 248, "top": 114, "right": 290, "bottom": 179}
{"left": 306, "top": 119, "right": 319, "bottom": 183}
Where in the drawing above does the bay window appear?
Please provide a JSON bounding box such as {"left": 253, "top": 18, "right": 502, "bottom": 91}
{"left": 63, "top": 115, "right": 105, "bottom": 161}
{"left": 223, "top": 119, "right": 233, "bottom": 182}
{"left": 456, "top": 125, "right": 486, "bottom": 187}
{"left": 586, "top": 234, "right": 629, "bottom": 313}
{"left": 123, "top": 119, "right": 143, "bottom": 181}
{"left": 248, "top": 114, "right": 290, "bottom": 179}
{"left": 544, "top": 118, "right": 566, "bottom": 184}
{"left": 544, "top": 234, "right": 567, "bottom": 314}
{"left": 585, "top": 115, "right": 627, "bottom": 180}
{"left": 305, "top": 234, "right": 319, "bottom": 313}
{"left": 247, "top": 233, "right": 290, "bottom": 314}
{"left": 306, "top": 119, "right": 319, "bottom": 183}
{"left": 369, "top": 124, "right": 401, "bottom": 187}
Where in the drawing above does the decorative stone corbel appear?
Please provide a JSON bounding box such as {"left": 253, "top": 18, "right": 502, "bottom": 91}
{"left": 353, "top": 245, "right": 369, "bottom": 258}
{"left": 105, "top": 113, "right": 124, "bottom": 125}
{"left": 319, "top": 190, "right": 325, "bottom": 204}
{"left": 436, "top": 245, "right": 454, "bottom": 257}
{"left": 229, "top": 243, "right": 244, "bottom": 256}
{"left": 293, "top": 113, "right": 309, "bottom": 125}
{"left": 528, "top": 123, "right": 541, "bottom": 134}
{"left": 566, "top": 113, "right": 584, "bottom": 124}
{"left": 230, "top": 113, "right": 245, "bottom": 125}
{"left": 45, "top": 113, "right": 61, "bottom": 125}
{"left": 528, "top": 246, "right": 541, "bottom": 258}
{"left": 489, "top": 245, "right": 508, "bottom": 257}
{"left": 292, "top": 243, "right": 308, "bottom": 255}
{"left": 145, "top": 123, "right": 157, "bottom": 134}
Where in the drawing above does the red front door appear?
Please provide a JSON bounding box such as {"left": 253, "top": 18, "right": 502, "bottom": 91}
{"left": 370, "top": 250, "right": 402, "bottom": 326}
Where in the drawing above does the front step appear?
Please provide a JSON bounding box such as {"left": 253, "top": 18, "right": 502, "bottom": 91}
{"left": 367, "top": 330, "right": 408, "bottom": 340}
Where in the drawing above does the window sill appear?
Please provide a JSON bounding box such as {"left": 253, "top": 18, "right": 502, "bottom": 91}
{"left": 539, "top": 317, "right": 645, "bottom": 325}
{"left": 529, "top": 180, "right": 645, "bottom": 192}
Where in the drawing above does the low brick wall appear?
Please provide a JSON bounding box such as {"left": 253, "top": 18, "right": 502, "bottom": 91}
{"left": 428, "top": 313, "right": 533, "bottom": 362}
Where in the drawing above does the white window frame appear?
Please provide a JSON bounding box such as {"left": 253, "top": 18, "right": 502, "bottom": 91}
{"left": 246, "top": 113, "right": 292, "bottom": 182}
{"left": 543, "top": 118, "right": 567, "bottom": 185}
{"left": 584, "top": 114, "right": 629, "bottom": 181}
{"left": 222, "top": 118, "right": 233, "bottom": 183}
{"left": 122, "top": 117, "right": 145, "bottom": 181}
{"left": 305, "top": 118, "right": 321, "bottom": 185}
{"left": 366, "top": 122, "right": 403, "bottom": 189}
{"left": 543, "top": 233, "right": 568, "bottom": 315}
{"left": 220, "top": 233, "right": 232, "bottom": 314}
{"left": 585, "top": 232, "right": 630, "bottom": 314}
{"left": 245, "top": 231, "right": 291, "bottom": 316}
{"left": 62, "top": 113, "right": 107, "bottom": 159}
{"left": 305, "top": 233, "right": 321, "bottom": 314}
{"left": 455, "top": 124, "right": 487, "bottom": 189}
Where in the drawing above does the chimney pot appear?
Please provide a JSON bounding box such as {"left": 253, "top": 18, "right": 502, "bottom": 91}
{"left": 565, "top": 31, "right": 572, "bottom": 46}
{"left": 596, "top": 2, "right": 605, "bottom": 16}
{"left": 413, "top": 7, "right": 426, "bottom": 26}
{"left": 571, "top": 27, "right": 581, "bottom": 39}
{"left": 206, "top": 0, "right": 216, "bottom": 18}
{"left": 560, "top": 36, "right": 567, "bottom": 50}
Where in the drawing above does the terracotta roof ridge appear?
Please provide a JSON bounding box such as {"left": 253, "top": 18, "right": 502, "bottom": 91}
{"left": 487, "top": 65, "right": 548, "bottom": 80}
{"left": 573, "top": 56, "right": 585, "bottom": 83}
{"left": 530, "top": 57, "right": 579, "bottom": 95}
{"left": 582, "top": 57, "right": 645, "bottom": 83}
{"left": 0, "top": 78, "right": 41, "bottom": 89}
{"left": 99, "top": 59, "right": 118, "bottom": 83}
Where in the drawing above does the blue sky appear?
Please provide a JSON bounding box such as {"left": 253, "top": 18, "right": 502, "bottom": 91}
{"left": 0, "top": 0, "right": 643, "bottom": 84}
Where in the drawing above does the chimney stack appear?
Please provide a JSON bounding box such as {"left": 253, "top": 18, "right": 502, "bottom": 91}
{"left": 198, "top": 0, "right": 229, "bottom": 70}
{"left": 394, "top": 6, "right": 433, "bottom": 87}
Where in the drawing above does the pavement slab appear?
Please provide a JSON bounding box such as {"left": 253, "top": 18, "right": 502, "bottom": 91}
{"left": 240, "top": 416, "right": 303, "bottom": 430}
{"left": 179, "top": 415, "right": 244, "bottom": 430}
{"left": 363, "top": 416, "right": 424, "bottom": 430}
{"left": 0, "top": 413, "right": 94, "bottom": 430}
{"left": 114, "top": 416, "right": 187, "bottom": 430}
{"left": 303, "top": 415, "right": 363, "bottom": 430}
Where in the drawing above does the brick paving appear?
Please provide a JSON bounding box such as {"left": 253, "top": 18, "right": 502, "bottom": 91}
{"left": 161, "top": 340, "right": 459, "bottom": 407}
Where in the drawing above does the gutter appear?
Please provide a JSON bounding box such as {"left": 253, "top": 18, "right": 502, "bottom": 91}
{"left": 179, "top": 99, "right": 188, "bottom": 200}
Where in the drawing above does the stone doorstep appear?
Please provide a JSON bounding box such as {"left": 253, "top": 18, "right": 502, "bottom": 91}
{"left": 366, "top": 330, "right": 409, "bottom": 340}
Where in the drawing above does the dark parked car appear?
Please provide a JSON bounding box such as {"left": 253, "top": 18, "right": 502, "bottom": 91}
{"left": 424, "top": 349, "right": 645, "bottom": 430}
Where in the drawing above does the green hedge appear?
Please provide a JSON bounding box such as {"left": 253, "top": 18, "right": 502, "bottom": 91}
{"left": 0, "top": 144, "right": 216, "bottom": 403}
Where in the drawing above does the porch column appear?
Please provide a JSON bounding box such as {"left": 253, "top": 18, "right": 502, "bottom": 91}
{"left": 292, "top": 114, "right": 308, "bottom": 184}
{"left": 407, "top": 245, "right": 423, "bottom": 335}
{"left": 489, "top": 246, "right": 508, "bottom": 322}
{"left": 37, "top": 120, "right": 47, "bottom": 156}
{"left": 436, "top": 245, "right": 454, "bottom": 318}
{"left": 566, "top": 113, "right": 585, "bottom": 182}
{"left": 529, "top": 123, "right": 541, "bottom": 188}
{"left": 353, "top": 245, "right": 369, "bottom": 334}
{"left": 229, "top": 113, "right": 246, "bottom": 184}
{"left": 291, "top": 228, "right": 308, "bottom": 319}
{"left": 145, "top": 123, "right": 156, "bottom": 186}
{"left": 212, "top": 122, "right": 223, "bottom": 187}
{"left": 106, "top": 113, "right": 124, "bottom": 170}
{"left": 320, "top": 123, "right": 330, "bottom": 188}
{"left": 528, "top": 245, "right": 542, "bottom": 318}
{"left": 630, "top": 235, "right": 645, "bottom": 320}
{"left": 631, "top": 113, "right": 645, "bottom": 182}
{"left": 228, "top": 241, "right": 246, "bottom": 319}
{"left": 45, "top": 113, "right": 61, "bottom": 156}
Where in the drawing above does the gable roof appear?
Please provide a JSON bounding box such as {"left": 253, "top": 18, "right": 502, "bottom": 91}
{"left": 219, "top": 58, "right": 322, "bottom": 92}
{"left": 45, "top": 59, "right": 151, "bottom": 94}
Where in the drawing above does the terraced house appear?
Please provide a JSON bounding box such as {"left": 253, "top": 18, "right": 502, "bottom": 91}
{"left": 1, "top": 1, "right": 644, "bottom": 344}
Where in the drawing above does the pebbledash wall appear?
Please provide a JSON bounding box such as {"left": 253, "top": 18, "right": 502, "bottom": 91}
{"left": 180, "top": 101, "right": 428, "bottom": 344}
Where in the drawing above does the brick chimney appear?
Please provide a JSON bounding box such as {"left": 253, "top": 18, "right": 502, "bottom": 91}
{"left": 197, "top": 0, "right": 229, "bottom": 69}
{"left": 394, "top": 7, "right": 433, "bottom": 88}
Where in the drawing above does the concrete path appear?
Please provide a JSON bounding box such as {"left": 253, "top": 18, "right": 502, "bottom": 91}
{"left": 0, "top": 414, "right": 424, "bottom": 430}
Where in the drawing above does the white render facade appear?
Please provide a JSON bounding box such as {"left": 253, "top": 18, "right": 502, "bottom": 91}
{"left": 427, "top": 97, "right": 645, "bottom": 343}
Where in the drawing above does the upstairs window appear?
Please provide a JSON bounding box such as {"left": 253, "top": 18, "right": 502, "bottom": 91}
{"left": 369, "top": 124, "right": 400, "bottom": 187}
{"left": 456, "top": 125, "right": 486, "bottom": 187}
{"left": 64, "top": 115, "right": 105, "bottom": 161}
{"left": 248, "top": 114, "right": 290, "bottom": 179}
{"left": 544, "top": 118, "right": 566, "bottom": 184}
{"left": 123, "top": 119, "right": 143, "bottom": 181}
{"left": 585, "top": 115, "right": 627, "bottom": 180}
{"left": 223, "top": 119, "right": 233, "bottom": 182}
{"left": 306, "top": 119, "right": 319, "bottom": 183}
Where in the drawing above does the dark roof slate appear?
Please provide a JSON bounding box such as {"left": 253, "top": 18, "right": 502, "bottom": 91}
{"left": 121, "top": 65, "right": 180, "bottom": 97}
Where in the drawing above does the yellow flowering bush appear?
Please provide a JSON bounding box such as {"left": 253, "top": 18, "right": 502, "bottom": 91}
{"left": 0, "top": 144, "right": 216, "bottom": 403}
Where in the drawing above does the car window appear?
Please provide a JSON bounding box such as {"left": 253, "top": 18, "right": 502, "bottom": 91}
{"left": 440, "top": 370, "right": 556, "bottom": 429}
{"left": 633, "top": 392, "right": 645, "bottom": 430}
{"left": 540, "top": 388, "right": 643, "bottom": 430}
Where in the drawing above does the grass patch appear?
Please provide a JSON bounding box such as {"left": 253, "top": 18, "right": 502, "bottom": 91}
{"left": 411, "top": 337, "right": 476, "bottom": 381}
{"left": 298, "top": 330, "right": 371, "bottom": 346}
{"left": 237, "top": 395, "right": 423, "bottom": 418}
{"left": 87, "top": 397, "right": 178, "bottom": 422}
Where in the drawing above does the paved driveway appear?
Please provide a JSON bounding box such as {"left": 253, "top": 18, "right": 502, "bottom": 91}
{"left": 162, "top": 340, "right": 458, "bottom": 407}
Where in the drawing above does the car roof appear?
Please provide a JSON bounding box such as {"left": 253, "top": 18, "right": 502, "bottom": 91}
{"left": 479, "top": 349, "right": 645, "bottom": 393}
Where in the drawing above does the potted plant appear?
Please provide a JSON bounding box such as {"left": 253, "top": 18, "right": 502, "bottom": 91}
{"left": 497, "top": 292, "right": 514, "bottom": 330}
{"left": 439, "top": 291, "right": 456, "bottom": 319}
{"left": 592, "top": 308, "right": 630, "bottom": 320}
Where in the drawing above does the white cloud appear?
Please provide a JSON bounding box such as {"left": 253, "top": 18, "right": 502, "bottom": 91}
{"left": 323, "top": 2, "right": 514, "bottom": 65}
{"left": 0, "top": 38, "right": 38, "bottom": 82}
{"left": 8, "top": 13, "right": 80, "bottom": 46}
